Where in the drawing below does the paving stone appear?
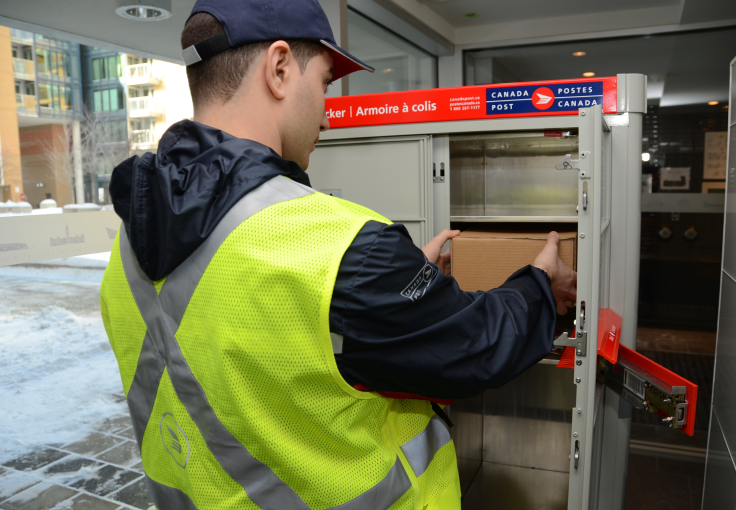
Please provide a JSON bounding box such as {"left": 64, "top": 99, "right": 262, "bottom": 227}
{"left": 1, "top": 449, "right": 69, "bottom": 472}
{"left": 0, "top": 472, "right": 42, "bottom": 503}
{"left": 69, "top": 465, "right": 141, "bottom": 497}
{"left": 95, "top": 442, "right": 141, "bottom": 468}
{"left": 62, "top": 434, "right": 125, "bottom": 457}
{"left": 109, "top": 478, "right": 153, "bottom": 509}
{"left": 0, "top": 481, "right": 77, "bottom": 510}
{"left": 96, "top": 416, "right": 133, "bottom": 435}
{"left": 114, "top": 428, "right": 136, "bottom": 441}
{"left": 63, "top": 493, "right": 122, "bottom": 510}
{"left": 40, "top": 456, "right": 102, "bottom": 486}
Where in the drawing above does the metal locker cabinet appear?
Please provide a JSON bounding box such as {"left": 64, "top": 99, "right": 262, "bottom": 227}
{"left": 314, "top": 75, "right": 696, "bottom": 510}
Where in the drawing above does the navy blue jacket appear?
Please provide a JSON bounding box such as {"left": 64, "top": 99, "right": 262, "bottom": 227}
{"left": 110, "top": 120, "right": 557, "bottom": 401}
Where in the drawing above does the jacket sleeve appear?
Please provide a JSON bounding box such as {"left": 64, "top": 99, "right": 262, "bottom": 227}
{"left": 330, "top": 221, "right": 558, "bottom": 400}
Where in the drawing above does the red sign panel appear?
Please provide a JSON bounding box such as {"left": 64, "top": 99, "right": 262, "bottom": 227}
{"left": 597, "top": 308, "right": 623, "bottom": 364}
{"left": 325, "top": 77, "right": 617, "bottom": 129}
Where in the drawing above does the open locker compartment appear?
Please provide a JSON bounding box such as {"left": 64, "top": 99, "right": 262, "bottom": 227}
{"left": 313, "top": 76, "right": 697, "bottom": 509}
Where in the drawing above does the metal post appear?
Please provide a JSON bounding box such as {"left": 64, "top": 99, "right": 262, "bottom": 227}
{"left": 623, "top": 111, "right": 643, "bottom": 348}
{"left": 72, "top": 119, "right": 83, "bottom": 204}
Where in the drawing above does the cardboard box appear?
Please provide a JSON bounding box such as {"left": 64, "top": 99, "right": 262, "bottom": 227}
{"left": 451, "top": 229, "right": 577, "bottom": 292}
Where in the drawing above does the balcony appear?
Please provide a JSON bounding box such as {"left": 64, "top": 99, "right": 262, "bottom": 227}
{"left": 16, "top": 94, "right": 37, "bottom": 116}
{"left": 127, "top": 96, "right": 162, "bottom": 118}
{"left": 126, "top": 63, "right": 159, "bottom": 86}
{"left": 10, "top": 29, "right": 33, "bottom": 45}
{"left": 130, "top": 129, "right": 156, "bottom": 148}
{"left": 13, "top": 58, "right": 35, "bottom": 80}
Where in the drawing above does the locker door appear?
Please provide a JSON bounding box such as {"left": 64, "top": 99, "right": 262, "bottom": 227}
{"left": 566, "top": 104, "right": 613, "bottom": 510}
{"left": 309, "top": 135, "right": 434, "bottom": 247}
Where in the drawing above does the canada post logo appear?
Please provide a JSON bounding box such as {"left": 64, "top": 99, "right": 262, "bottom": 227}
{"left": 486, "top": 82, "right": 603, "bottom": 115}
{"left": 532, "top": 87, "right": 555, "bottom": 110}
{"left": 160, "top": 412, "right": 190, "bottom": 468}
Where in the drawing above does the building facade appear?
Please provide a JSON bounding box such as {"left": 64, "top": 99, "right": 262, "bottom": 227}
{"left": 0, "top": 25, "right": 193, "bottom": 207}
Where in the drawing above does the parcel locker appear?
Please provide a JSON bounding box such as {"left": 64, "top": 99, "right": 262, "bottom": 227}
{"left": 312, "top": 74, "right": 698, "bottom": 510}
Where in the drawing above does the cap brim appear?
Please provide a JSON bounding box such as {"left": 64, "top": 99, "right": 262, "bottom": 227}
{"left": 320, "top": 40, "right": 374, "bottom": 81}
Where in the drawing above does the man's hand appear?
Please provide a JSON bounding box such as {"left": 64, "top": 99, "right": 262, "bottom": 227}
{"left": 422, "top": 229, "right": 461, "bottom": 276}
{"left": 533, "top": 232, "right": 577, "bottom": 314}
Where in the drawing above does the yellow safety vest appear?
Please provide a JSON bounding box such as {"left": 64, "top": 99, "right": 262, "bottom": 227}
{"left": 100, "top": 176, "right": 461, "bottom": 509}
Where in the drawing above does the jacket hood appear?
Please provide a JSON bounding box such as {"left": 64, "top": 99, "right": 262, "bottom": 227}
{"left": 110, "top": 119, "right": 311, "bottom": 281}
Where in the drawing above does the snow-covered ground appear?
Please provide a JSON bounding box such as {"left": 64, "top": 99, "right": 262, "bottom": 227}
{"left": 0, "top": 255, "right": 127, "bottom": 464}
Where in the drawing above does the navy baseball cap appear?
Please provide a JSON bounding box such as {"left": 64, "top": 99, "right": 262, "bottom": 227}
{"left": 181, "top": 0, "right": 374, "bottom": 80}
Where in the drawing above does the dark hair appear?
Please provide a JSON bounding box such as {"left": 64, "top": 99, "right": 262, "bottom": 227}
{"left": 181, "top": 13, "right": 326, "bottom": 110}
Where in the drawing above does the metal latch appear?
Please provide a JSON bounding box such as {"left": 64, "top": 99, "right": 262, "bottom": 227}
{"left": 556, "top": 153, "right": 590, "bottom": 178}
{"left": 556, "top": 154, "right": 579, "bottom": 170}
{"left": 553, "top": 329, "right": 587, "bottom": 356}
{"left": 433, "top": 162, "right": 445, "bottom": 183}
{"left": 597, "top": 356, "right": 689, "bottom": 430}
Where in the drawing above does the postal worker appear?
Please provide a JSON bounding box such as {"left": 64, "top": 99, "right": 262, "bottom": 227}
{"left": 100, "top": 0, "right": 577, "bottom": 508}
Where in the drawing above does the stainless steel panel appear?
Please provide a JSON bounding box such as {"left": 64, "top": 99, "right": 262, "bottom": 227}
{"left": 449, "top": 133, "right": 580, "bottom": 219}
{"left": 451, "top": 393, "right": 484, "bottom": 495}
{"left": 462, "top": 462, "right": 569, "bottom": 510}
{"left": 449, "top": 138, "right": 484, "bottom": 216}
{"left": 724, "top": 128, "right": 736, "bottom": 274}
{"left": 640, "top": 193, "right": 726, "bottom": 213}
{"left": 482, "top": 363, "right": 576, "bottom": 473}
{"left": 702, "top": 412, "right": 736, "bottom": 510}
{"left": 731, "top": 60, "right": 735, "bottom": 127}
{"left": 450, "top": 215, "right": 578, "bottom": 223}
{"left": 713, "top": 273, "right": 736, "bottom": 449}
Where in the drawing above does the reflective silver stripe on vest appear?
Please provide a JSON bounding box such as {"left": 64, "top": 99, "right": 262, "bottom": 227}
{"left": 400, "top": 414, "right": 452, "bottom": 478}
{"left": 147, "top": 475, "right": 198, "bottom": 510}
{"left": 120, "top": 176, "right": 411, "bottom": 510}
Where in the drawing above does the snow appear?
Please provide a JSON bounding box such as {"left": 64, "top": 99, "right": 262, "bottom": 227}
{"left": 27, "top": 252, "right": 111, "bottom": 269}
{"left": 0, "top": 471, "right": 40, "bottom": 500}
{"left": 0, "top": 264, "right": 126, "bottom": 464}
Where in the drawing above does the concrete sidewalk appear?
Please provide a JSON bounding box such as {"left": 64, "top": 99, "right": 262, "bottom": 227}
{"left": 0, "top": 411, "right": 153, "bottom": 510}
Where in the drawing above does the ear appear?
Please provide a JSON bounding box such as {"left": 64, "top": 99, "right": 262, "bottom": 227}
{"left": 265, "top": 41, "right": 294, "bottom": 101}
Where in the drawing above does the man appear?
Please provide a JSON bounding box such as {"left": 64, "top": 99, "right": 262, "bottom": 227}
{"left": 100, "top": 0, "right": 576, "bottom": 508}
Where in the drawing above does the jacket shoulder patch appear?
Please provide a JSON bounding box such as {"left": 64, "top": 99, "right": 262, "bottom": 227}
{"left": 400, "top": 258, "right": 438, "bottom": 302}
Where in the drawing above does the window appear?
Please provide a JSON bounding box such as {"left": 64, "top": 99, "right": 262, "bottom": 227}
{"left": 22, "top": 47, "right": 32, "bottom": 60}
{"left": 36, "top": 48, "right": 46, "bottom": 71}
{"left": 347, "top": 9, "right": 437, "bottom": 95}
{"left": 11, "top": 46, "right": 18, "bottom": 58}
{"left": 14, "top": 81, "right": 21, "bottom": 94}
{"left": 24, "top": 82, "right": 35, "bottom": 95}
{"left": 131, "top": 118, "right": 153, "bottom": 131}
{"left": 38, "top": 83, "right": 51, "bottom": 107}
{"left": 93, "top": 87, "right": 125, "bottom": 112}
{"left": 127, "top": 56, "right": 149, "bottom": 66}
{"left": 62, "top": 86, "right": 71, "bottom": 110}
{"left": 128, "top": 86, "right": 152, "bottom": 98}
{"left": 36, "top": 49, "right": 69, "bottom": 76}
{"left": 92, "top": 56, "right": 122, "bottom": 81}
